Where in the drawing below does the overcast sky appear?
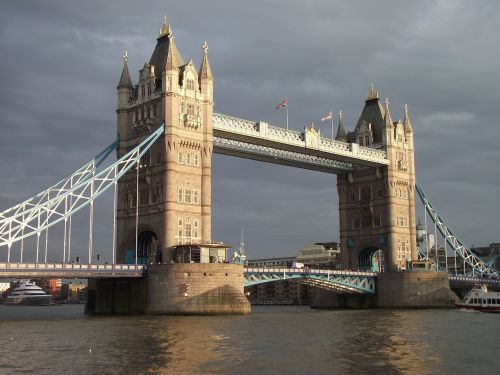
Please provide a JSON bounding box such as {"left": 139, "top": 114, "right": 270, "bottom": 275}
{"left": 1, "top": 0, "right": 499, "bottom": 262}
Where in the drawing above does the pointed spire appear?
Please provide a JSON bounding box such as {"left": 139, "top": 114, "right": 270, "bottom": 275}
{"left": 199, "top": 41, "right": 213, "bottom": 80}
{"left": 403, "top": 103, "right": 413, "bottom": 132}
{"left": 164, "top": 34, "right": 177, "bottom": 70}
{"left": 335, "top": 109, "right": 348, "bottom": 142}
{"left": 383, "top": 98, "right": 393, "bottom": 128}
{"left": 117, "top": 50, "right": 133, "bottom": 89}
{"left": 366, "top": 83, "right": 379, "bottom": 101}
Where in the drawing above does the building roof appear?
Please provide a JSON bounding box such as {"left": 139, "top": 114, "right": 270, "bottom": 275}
{"left": 354, "top": 84, "right": 386, "bottom": 144}
{"left": 117, "top": 53, "right": 133, "bottom": 89}
{"left": 149, "top": 33, "right": 184, "bottom": 72}
{"left": 198, "top": 41, "right": 213, "bottom": 80}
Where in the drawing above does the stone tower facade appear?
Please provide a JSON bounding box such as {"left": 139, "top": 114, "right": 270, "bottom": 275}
{"left": 337, "top": 86, "right": 417, "bottom": 272}
{"left": 115, "top": 19, "right": 214, "bottom": 263}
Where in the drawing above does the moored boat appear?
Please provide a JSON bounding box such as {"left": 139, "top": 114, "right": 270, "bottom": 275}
{"left": 4, "top": 280, "right": 51, "bottom": 306}
{"left": 456, "top": 284, "right": 500, "bottom": 313}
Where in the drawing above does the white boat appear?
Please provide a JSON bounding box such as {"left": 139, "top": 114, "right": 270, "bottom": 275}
{"left": 4, "top": 280, "right": 51, "bottom": 306}
{"left": 456, "top": 284, "right": 500, "bottom": 313}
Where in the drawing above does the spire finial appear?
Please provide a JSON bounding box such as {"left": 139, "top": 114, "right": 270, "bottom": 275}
{"left": 366, "top": 83, "right": 379, "bottom": 100}
{"left": 123, "top": 50, "right": 128, "bottom": 63}
{"left": 203, "top": 41, "right": 208, "bottom": 53}
{"left": 404, "top": 103, "right": 408, "bottom": 113}
{"left": 385, "top": 97, "right": 390, "bottom": 109}
{"left": 338, "top": 109, "right": 343, "bottom": 119}
{"left": 159, "top": 16, "right": 172, "bottom": 37}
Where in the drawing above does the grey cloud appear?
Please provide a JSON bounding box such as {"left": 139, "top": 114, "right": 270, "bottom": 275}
{"left": 1, "top": 0, "right": 499, "bottom": 261}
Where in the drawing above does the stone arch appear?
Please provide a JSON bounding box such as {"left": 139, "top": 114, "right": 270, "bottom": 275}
{"left": 137, "top": 231, "right": 159, "bottom": 264}
{"left": 358, "top": 247, "right": 385, "bottom": 272}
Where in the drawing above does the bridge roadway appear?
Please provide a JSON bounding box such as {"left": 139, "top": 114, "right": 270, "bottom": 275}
{"left": 1, "top": 263, "right": 497, "bottom": 291}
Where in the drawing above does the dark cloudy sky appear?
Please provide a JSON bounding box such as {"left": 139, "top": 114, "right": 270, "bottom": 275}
{"left": 1, "top": 0, "right": 499, "bottom": 262}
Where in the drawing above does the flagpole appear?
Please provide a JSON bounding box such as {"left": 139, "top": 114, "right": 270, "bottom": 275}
{"left": 286, "top": 103, "right": 289, "bottom": 130}
{"left": 331, "top": 107, "right": 334, "bottom": 139}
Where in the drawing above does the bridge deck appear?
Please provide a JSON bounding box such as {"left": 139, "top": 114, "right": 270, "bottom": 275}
{"left": 213, "top": 113, "right": 389, "bottom": 173}
{"left": 0, "top": 262, "right": 145, "bottom": 278}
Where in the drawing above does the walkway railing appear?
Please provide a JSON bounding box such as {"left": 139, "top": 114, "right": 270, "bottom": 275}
{"left": 0, "top": 262, "right": 146, "bottom": 278}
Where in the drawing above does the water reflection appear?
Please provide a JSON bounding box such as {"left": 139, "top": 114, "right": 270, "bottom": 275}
{"left": 0, "top": 305, "right": 498, "bottom": 374}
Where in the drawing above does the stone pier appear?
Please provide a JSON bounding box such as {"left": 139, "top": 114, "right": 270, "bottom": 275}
{"left": 87, "top": 263, "right": 251, "bottom": 315}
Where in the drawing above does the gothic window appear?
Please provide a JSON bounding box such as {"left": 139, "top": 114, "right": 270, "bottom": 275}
{"left": 186, "top": 78, "right": 195, "bottom": 91}
{"left": 141, "top": 85, "right": 145, "bottom": 98}
{"left": 194, "top": 220, "right": 198, "bottom": 229}
{"left": 193, "top": 191, "right": 199, "bottom": 204}
{"left": 140, "top": 183, "right": 149, "bottom": 205}
{"left": 193, "top": 154, "right": 199, "bottom": 166}
{"left": 377, "top": 188, "right": 384, "bottom": 198}
{"left": 185, "top": 223, "right": 192, "bottom": 238}
{"left": 184, "top": 189, "right": 192, "bottom": 204}
{"left": 187, "top": 103, "right": 195, "bottom": 116}
{"left": 177, "top": 188, "right": 183, "bottom": 202}
{"left": 362, "top": 214, "right": 372, "bottom": 228}
{"left": 181, "top": 101, "right": 185, "bottom": 114}
{"left": 178, "top": 218, "right": 183, "bottom": 227}
{"left": 186, "top": 153, "right": 192, "bottom": 165}
{"left": 361, "top": 186, "right": 371, "bottom": 201}
{"left": 147, "top": 83, "right": 151, "bottom": 97}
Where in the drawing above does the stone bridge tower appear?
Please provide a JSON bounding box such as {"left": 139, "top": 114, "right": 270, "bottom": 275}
{"left": 337, "top": 86, "right": 417, "bottom": 272}
{"left": 115, "top": 19, "right": 214, "bottom": 263}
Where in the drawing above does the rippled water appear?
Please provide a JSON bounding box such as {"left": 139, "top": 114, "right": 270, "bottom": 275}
{"left": 0, "top": 304, "right": 498, "bottom": 374}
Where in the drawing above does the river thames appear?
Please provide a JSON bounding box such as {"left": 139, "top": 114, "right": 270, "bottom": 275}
{"left": 0, "top": 305, "right": 498, "bottom": 374}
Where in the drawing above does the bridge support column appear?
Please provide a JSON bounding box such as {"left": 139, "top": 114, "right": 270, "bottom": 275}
{"left": 311, "top": 289, "right": 376, "bottom": 309}
{"left": 376, "top": 271, "right": 457, "bottom": 308}
{"left": 147, "top": 263, "right": 250, "bottom": 315}
{"left": 86, "top": 278, "right": 147, "bottom": 314}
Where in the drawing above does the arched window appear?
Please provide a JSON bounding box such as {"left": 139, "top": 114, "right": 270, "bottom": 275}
{"left": 361, "top": 185, "right": 371, "bottom": 201}
{"left": 186, "top": 78, "right": 195, "bottom": 91}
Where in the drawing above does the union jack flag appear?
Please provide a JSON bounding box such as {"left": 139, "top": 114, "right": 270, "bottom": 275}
{"left": 275, "top": 98, "right": 288, "bottom": 110}
{"left": 321, "top": 111, "right": 333, "bottom": 122}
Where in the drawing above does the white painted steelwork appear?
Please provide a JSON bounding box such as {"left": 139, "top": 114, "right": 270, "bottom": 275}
{"left": 0, "top": 125, "right": 164, "bottom": 248}
{"left": 243, "top": 267, "right": 376, "bottom": 294}
{"left": 416, "top": 182, "right": 499, "bottom": 277}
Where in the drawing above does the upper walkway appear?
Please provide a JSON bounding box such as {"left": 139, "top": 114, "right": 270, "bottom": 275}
{"left": 0, "top": 262, "right": 145, "bottom": 279}
{"left": 213, "top": 113, "right": 389, "bottom": 173}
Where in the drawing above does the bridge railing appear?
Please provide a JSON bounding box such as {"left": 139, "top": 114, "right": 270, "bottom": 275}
{"left": 244, "top": 267, "right": 376, "bottom": 277}
{"left": 0, "top": 262, "right": 145, "bottom": 271}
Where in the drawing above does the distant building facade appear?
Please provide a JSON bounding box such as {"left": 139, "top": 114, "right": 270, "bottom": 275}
{"left": 296, "top": 242, "right": 341, "bottom": 268}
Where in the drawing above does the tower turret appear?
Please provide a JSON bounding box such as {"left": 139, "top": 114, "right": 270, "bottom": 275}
{"left": 117, "top": 50, "right": 133, "bottom": 140}
{"left": 382, "top": 97, "right": 393, "bottom": 146}
{"left": 335, "top": 110, "right": 348, "bottom": 142}
{"left": 199, "top": 41, "right": 214, "bottom": 100}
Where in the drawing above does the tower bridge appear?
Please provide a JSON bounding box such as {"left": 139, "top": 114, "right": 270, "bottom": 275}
{"left": 0, "top": 17, "right": 498, "bottom": 313}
